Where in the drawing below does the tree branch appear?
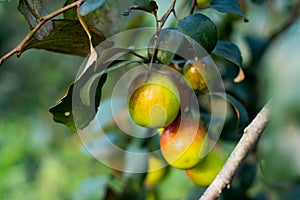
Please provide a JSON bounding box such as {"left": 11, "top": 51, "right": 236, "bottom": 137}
{"left": 200, "top": 102, "right": 270, "bottom": 200}
{"left": 0, "top": 0, "right": 85, "bottom": 65}
{"left": 159, "top": 0, "right": 177, "bottom": 27}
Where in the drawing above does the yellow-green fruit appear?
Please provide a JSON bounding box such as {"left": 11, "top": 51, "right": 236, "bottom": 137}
{"left": 160, "top": 117, "right": 208, "bottom": 169}
{"left": 183, "top": 61, "right": 207, "bottom": 91}
{"left": 144, "top": 155, "right": 167, "bottom": 188}
{"left": 128, "top": 72, "right": 180, "bottom": 128}
{"left": 197, "top": 0, "right": 211, "bottom": 7}
{"left": 185, "top": 145, "right": 227, "bottom": 187}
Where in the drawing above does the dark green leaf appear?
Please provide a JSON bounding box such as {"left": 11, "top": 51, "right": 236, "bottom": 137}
{"left": 213, "top": 40, "right": 242, "bottom": 68}
{"left": 63, "top": 0, "right": 77, "bottom": 20}
{"left": 49, "top": 84, "right": 76, "bottom": 132}
{"left": 79, "top": 0, "right": 106, "bottom": 16}
{"left": 79, "top": 60, "right": 137, "bottom": 107}
{"left": 148, "top": 28, "right": 185, "bottom": 65}
{"left": 211, "top": 93, "right": 249, "bottom": 134}
{"left": 22, "top": 19, "right": 106, "bottom": 57}
{"left": 211, "top": 0, "right": 248, "bottom": 20}
{"left": 132, "top": 0, "right": 150, "bottom": 7}
{"left": 18, "top": 0, "right": 53, "bottom": 40}
{"left": 177, "top": 13, "right": 217, "bottom": 54}
{"left": 244, "top": 36, "right": 268, "bottom": 65}
{"left": 213, "top": 40, "right": 245, "bottom": 82}
{"left": 123, "top": 1, "right": 158, "bottom": 16}
{"left": 49, "top": 57, "right": 137, "bottom": 132}
{"left": 250, "top": 0, "right": 267, "bottom": 4}
{"left": 49, "top": 72, "right": 107, "bottom": 133}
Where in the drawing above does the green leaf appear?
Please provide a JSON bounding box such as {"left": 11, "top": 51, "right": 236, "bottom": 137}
{"left": 213, "top": 40, "right": 242, "bottom": 67}
{"left": 63, "top": 0, "right": 77, "bottom": 20}
{"left": 22, "top": 19, "right": 106, "bottom": 57}
{"left": 103, "top": 60, "right": 139, "bottom": 74}
{"left": 98, "top": 47, "right": 135, "bottom": 65}
{"left": 123, "top": 1, "right": 158, "bottom": 16}
{"left": 80, "top": 59, "right": 139, "bottom": 107}
{"left": 49, "top": 73, "right": 107, "bottom": 133}
{"left": 132, "top": 0, "right": 150, "bottom": 7}
{"left": 210, "top": 0, "right": 248, "bottom": 20}
{"left": 213, "top": 40, "right": 245, "bottom": 82}
{"left": 83, "top": 0, "right": 121, "bottom": 37}
{"left": 211, "top": 93, "right": 249, "bottom": 134}
{"left": 79, "top": 0, "right": 106, "bottom": 16}
{"left": 49, "top": 58, "right": 137, "bottom": 132}
{"left": 250, "top": 0, "right": 267, "bottom": 4}
{"left": 18, "top": 0, "right": 53, "bottom": 40}
{"left": 148, "top": 28, "right": 185, "bottom": 65}
{"left": 244, "top": 36, "right": 268, "bottom": 65}
{"left": 177, "top": 13, "right": 217, "bottom": 54}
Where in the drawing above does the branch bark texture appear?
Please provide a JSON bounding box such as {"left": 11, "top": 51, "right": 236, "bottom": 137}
{"left": 0, "top": 0, "right": 85, "bottom": 65}
{"left": 200, "top": 102, "right": 270, "bottom": 200}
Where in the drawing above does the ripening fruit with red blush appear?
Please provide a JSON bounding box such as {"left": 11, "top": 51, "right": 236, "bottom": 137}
{"left": 160, "top": 117, "right": 208, "bottom": 169}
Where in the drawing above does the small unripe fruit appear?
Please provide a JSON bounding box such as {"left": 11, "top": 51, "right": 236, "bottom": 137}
{"left": 185, "top": 144, "right": 227, "bottom": 187}
{"left": 144, "top": 155, "right": 168, "bottom": 188}
{"left": 128, "top": 72, "right": 180, "bottom": 128}
{"left": 160, "top": 117, "right": 208, "bottom": 169}
{"left": 183, "top": 61, "right": 207, "bottom": 91}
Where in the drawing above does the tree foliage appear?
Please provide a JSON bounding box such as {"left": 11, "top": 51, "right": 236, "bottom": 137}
{"left": 0, "top": 0, "right": 300, "bottom": 199}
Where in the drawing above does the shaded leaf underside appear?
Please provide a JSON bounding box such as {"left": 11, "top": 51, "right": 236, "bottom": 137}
{"left": 23, "top": 19, "right": 106, "bottom": 57}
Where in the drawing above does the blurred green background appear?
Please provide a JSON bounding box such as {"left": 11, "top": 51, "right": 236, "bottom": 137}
{"left": 0, "top": 1, "right": 110, "bottom": 200}
{"left": 0, "top": 0, "right": 300, "bottom": 199}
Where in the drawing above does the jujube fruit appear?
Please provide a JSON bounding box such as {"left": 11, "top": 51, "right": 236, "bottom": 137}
{"left": 160, "top": 117, "right": 208, "bottom": 169}
{"left": 144, "top": 155, "right": 168, "bottom": 188}
{"left": 185, "top": 144, "right": 227, "bottom": 187}
{"left": 128, "top": 71, "right": 180, "bottom": 128}
{"left": 183, "top": 61, "right": 208, "bottom": 91}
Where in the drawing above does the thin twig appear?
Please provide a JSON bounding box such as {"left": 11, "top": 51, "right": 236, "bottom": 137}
{"left": 190, "top": 0, "right": 197, "bottom": 14}
{"left": 149, "top": 11, "right": 159, "bottom": 69}
{"left": 149, "top": 0, "right": 177, "bottom": 69}
{"left": 0, "top": 0, "right": 85, "bottom": 65}
{"left": 159, "top": 0, "right": 177, "bottom": 28}
{"left": 199, "top": 102, "right": 270, "bottom": 200}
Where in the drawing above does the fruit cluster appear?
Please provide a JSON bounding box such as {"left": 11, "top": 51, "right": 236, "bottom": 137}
{"left": 128, "top": 65, "right": 227, "bottom": 187}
